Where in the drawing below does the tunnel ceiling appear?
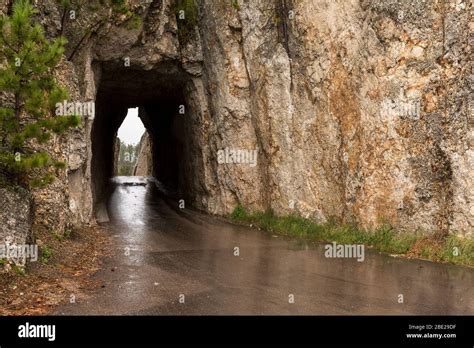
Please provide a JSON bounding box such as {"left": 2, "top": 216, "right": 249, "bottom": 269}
{"left": 95, "top": 60, "right": 189, "bottom": 105}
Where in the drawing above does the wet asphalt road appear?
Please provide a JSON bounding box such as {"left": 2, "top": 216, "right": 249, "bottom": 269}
{"left": 56, "top": 177, "right": 474, "bottom": 315}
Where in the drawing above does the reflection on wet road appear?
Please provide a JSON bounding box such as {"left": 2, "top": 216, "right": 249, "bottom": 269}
{"left": 57, "top": 177, "right": 474, "bottom": 315}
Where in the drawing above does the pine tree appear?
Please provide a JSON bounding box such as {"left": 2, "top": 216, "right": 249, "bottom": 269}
{"left": 0, "top": 0, "right": 79, "bottom": 188}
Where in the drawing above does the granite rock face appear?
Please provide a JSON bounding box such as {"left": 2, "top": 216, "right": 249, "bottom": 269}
{"left": 0, "top": 187, "right": 34, "bottom": 266}
{"left": 193, "top": 0, "right": 473, "bottom": 236}
{"left": 2, "top": 0, "right": 472, "bottom": 239}
{"left": 134, "top": 132, "right": 153, "bottom": 177}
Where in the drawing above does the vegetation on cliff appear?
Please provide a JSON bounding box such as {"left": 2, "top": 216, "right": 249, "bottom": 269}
{"left": 0, "top": 0, "right": 79, "bottom": 188}
{"left": 173, "top": 0, "right": 198, "bottom": 44}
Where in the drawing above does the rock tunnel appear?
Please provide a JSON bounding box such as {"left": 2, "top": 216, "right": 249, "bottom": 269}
{"left": 90, "top": 60, "right": 199, "bottom": 210}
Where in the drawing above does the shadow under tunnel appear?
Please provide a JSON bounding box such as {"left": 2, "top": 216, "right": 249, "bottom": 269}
{"left": 91, "top": 61, "right": 193, "bottom": 213}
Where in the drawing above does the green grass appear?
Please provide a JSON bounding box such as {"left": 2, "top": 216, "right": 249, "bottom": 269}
{"left": 124, "top": 14, "right": 142, "bottom": 30}
{"left": 173, "top": 0, "right": 198, "bottom": 44}
{"left": 231, "top": 0, "right": 240, "bottom": 10}
{"left": 11, "top": 264, "right": 26, "bottom": 276}
{"left": 52, "top": 228, "right": 73, "bottom": 241}
{"left": 428, "top": 235, "right": 474, "bottom": 265}
{"left": 230, "top": 204, "right": 473, "bottom": 267}
{"left": 63, "top": 228, "right": 72, "bottom": 239}
{"left": 40, "top": 245, "right": 53, "bottom": 264}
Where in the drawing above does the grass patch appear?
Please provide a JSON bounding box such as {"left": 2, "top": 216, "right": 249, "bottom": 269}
{"left": 12, "top": 265, "right": 26, "bottom": 276}
{"left": 124, "top": 14, "right": 142, "bottom": 30}
{"left": 229, "top": 204, "right": 473, "bottom": 267}
{"left": 63, "top": 228, "right": 72, "bottom": 239}
{"left": 40, "top": 246, "right": 53, "bottom": 264}
{"left": 231, "top": 0, "right": 240, "bottom": 10}
{"left": 52, "top": 228, "right": 73, "bottom": 241}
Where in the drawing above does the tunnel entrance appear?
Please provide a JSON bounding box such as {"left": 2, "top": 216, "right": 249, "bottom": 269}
{"left": 91, "top": 61, "right": 193, "bottom": 212}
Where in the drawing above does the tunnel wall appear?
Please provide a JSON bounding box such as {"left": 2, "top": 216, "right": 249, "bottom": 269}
{"left": 90, "top": 98, "right": 128, "bottom": 205}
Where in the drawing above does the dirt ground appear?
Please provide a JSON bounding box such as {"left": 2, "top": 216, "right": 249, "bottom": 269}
{"left": 0, "top": 225, "right": 111, "bottom": 315}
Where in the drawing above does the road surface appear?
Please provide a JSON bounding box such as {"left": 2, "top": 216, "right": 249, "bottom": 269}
{"left": 56, "top": 177, "right": 474, "bottom": 315}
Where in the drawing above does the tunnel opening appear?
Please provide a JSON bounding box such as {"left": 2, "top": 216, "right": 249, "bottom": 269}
{"left": 91, "top": 61, "right": 193, "bottom": 213}
{"left": 114, "top": 107, "right": 146, "bottom": 176}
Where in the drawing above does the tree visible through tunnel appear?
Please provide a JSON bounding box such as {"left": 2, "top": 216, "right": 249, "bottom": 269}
{"left": 114, "top": 107, "right": 146, "bottom": 176}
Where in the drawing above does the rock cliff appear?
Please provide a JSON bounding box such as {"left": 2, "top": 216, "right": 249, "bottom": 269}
{"left": 1, "top": 0, "right": 472, "bottom": 241}
{"left": 134, "top": 132, "right": 153, "bottom": 176}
